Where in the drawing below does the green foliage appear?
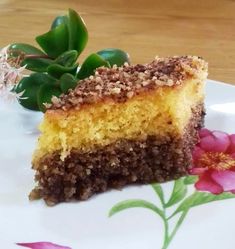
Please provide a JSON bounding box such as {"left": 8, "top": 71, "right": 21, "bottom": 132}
{"left": 77, "top": 53, "right": 110, "bottom": 80}
{"left": 60, "top": 73, "right": 78, "bottom": 93}
{"left": 37, "top": 83, "right": 62, "bottom": 112}
{"left": 97, "top": 48, "right": 130, "bottom": 67}
{"left": 14, "top": 73, "right": 55, "bottom": 111}
{"left": 21, "top": 57, "right": 54, "bottom": 72}
{"left": 10, "top": 9, "right": 130, "bottom": 112}
{"left": 9, "top": 43, "right": 45, "bottom": 55}
{"left": 47, "top": 64, "right": 78, "bottom": 79}
{"left": 36, "top": 23, "right": 69, "bottom": 58}
{"left": 9, "top": 43, "right": 53, "bottom": 72}
{"left": 51, "top": 15, "right": 67, "bottom": 30}
{"left": 54, "top": 50, "right": 78, "bottom": 67}
{"left": 67, "top": 8, "right": 88, "bottom": 55}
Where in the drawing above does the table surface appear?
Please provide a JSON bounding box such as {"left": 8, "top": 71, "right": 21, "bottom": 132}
{"left": 0, "top": 0, "right": 234, "bottom": 84}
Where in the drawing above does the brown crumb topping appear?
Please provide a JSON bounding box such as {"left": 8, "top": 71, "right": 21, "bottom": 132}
{"left": 49, "top": 56, "right": 207, "bottom": 111}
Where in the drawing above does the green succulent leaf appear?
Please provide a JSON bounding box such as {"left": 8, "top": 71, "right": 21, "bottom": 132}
{"left": 47, "top": 63, "right": 78, "bottom": 79}
{"left": 60, "top": 73, "right": 78, "bottom": 93}
{"left": 9, "top": 43, "right": 45, "bottom": 56}
{"left": 14, "top": 73, "right": 55, "bottom": 111}
{"left": 51, "top": 15, "right": 68, "bottom": 30}
{"left": 170, "top": 191, "right": 235, "bottom": 219}
{"left": 37, "top": 83, "right": 62, "bottom": 112}
{"left": 36, "top": 23, "right": 69, "bottom": 58}
{"left": 67, "top": 8, "right": 88, "bottom": 55}
{"left": 21, "top": 57, "right": 54, "bottom": 72}
{"left": 54, "top": 50, "right": 78, "bottom": 67}
{"left": 165, "top": 178, "right": 187, "bottom": 208}
{"left": 77, "top": 53, "right": 110, "bottom": 80}
{"left": 109, "top": 199, "right": 164, "bottom": 219}
{"left": 184, "top": 175, "right": 198, "bottom": 185}
{"left": 152, "top": 183, "right": 165, "bottom": 206}
{"left": 9, "top": 43, "right": 51, "bottom": 72}
{"left": 97, "top": 48, "right": 130, "bottom": 67}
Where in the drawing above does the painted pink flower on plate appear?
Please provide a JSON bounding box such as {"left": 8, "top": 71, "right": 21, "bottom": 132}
{"left": 191, "top": 128, "right": 235, "bottom": 194}
{"left": 16, "top": 242, "right": 71, "bottom": 249}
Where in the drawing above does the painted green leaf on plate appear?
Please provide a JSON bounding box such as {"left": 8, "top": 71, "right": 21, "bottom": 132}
{"left": 109, "top": 199, "right": 164, "bottom": 219}
{"left": 152, "top": 183, "right": 165, "bottom": 205}
{"left": 170, "top": 191, "right": 235, "bottom": 218}
{"left": 165, "top": 178, "right": 187, "bottom": 208}
{"left": 184, "top": 175, "right": 198, "bottom": 185}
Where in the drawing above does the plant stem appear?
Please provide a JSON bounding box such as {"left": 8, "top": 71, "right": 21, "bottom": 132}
{"left": 169, "top": 209, "right": 189, "bottom": 242}
{"left": 166, "top": 191, "right": 197, "bottom": 247}
{"left": 161, "top": 189, "right": 197, "bottom": 249}
{"left": 162, "top": 214, "right": 169, "bottom": 249}
{"left": 160, "top": 198, "right": 169, "bottom": 249}
{"left": 25, "top": 54, "right": 52, "bottom": 59}
{"left": 162, "top": 209, "right": 189, "bottom": 249}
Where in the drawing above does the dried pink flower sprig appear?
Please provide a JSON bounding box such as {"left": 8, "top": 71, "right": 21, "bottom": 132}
{"left": 0, "top": 45, "right": 26, "bottom": 101}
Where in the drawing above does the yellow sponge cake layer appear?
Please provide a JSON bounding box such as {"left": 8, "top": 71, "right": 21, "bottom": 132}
{"left": 35, "top": 78, "right": 204, "bottom": 162}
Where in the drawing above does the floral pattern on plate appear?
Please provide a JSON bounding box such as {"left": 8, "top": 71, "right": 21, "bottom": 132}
{"left": 16, "top": 128, "right": 235, "bottom": 249}
{"left": 109, "top": 129, "right": 235, "bottom": 249}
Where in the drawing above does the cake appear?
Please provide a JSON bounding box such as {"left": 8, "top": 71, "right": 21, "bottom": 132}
{"left": 30, "top": 56, "right": 208, "bottom": 205}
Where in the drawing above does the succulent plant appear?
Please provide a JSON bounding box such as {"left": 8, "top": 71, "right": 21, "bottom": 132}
{"left": 5, "top": 9, "right": 130, "bottom": 112}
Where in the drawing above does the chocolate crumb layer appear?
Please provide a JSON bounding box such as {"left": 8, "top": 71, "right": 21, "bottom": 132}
{"left": 49, "top": 56, "right": 207, "bottom": 111}
{"left": 30, "top": 104, "right": 205, "bottom": 206}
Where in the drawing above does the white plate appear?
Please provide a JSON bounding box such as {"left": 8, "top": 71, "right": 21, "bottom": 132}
{"left": 0, "top": 80, "right": 235, "bottom": 249}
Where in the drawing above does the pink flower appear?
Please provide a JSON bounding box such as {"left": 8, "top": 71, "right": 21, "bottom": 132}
{"left": 190, "top": 128, "right": 235, "bottom": 194}
{"left": 16, "top": 242, "right": 71, "bottom": 249}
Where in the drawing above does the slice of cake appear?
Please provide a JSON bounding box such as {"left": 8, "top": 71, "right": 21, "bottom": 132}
{"left": 30, "top": 56, "right": 208, "bottom": 205}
